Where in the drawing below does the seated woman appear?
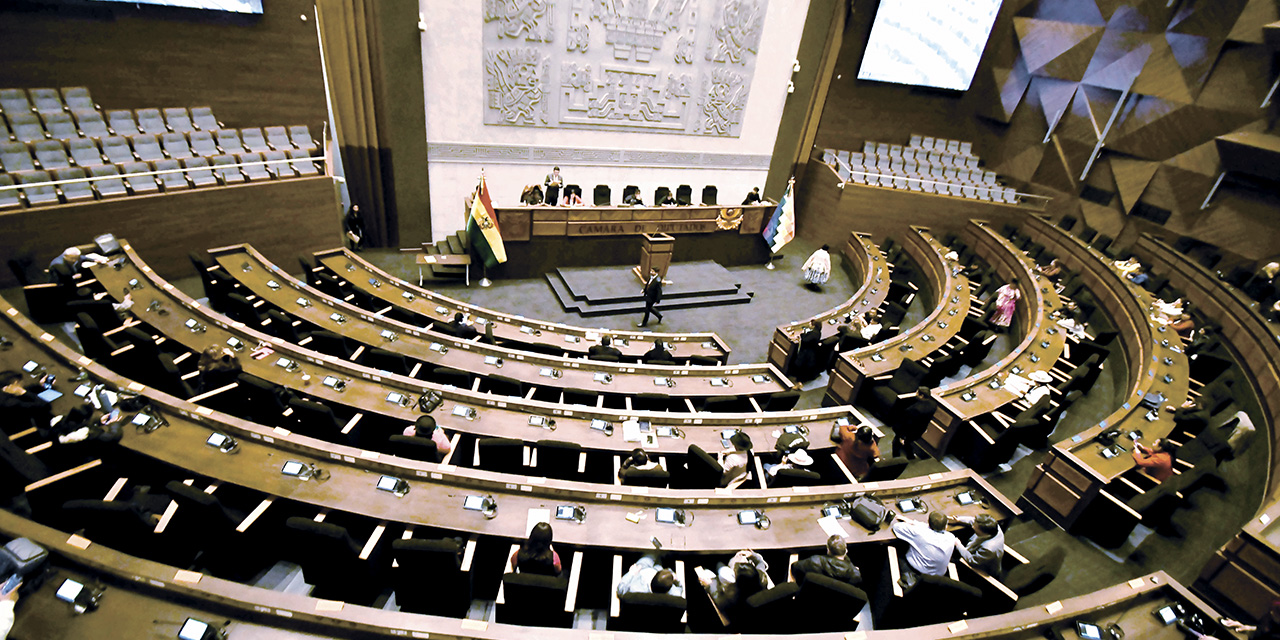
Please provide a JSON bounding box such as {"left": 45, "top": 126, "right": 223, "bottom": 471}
{"left": 510, "top": 522, "right": 562, "bottom": 576}
{"left": 520, "top": 184, "right": 544, "bottom": 206}
{"left": 1132, "top": 438, "right": 1177, "bottom": 482}
{"left": 1035, "top": 258, "right": 1063, "bottom": 280}
{"left": 838, "top": 425, "right": 880, "bottom": 479}
{"left": 562, "top": 190, "right": 583, "bottom": 207}
{"left": 1169, "top": 313, "right": 1196, "bottom": 341}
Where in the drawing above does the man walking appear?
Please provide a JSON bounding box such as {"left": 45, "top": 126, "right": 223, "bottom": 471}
{"left": 637, "top": 268, "right": 671, "bottom": 327}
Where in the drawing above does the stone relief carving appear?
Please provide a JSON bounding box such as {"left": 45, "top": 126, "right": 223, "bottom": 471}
{"left": 484, "top": 0, "right": 556, "bottom": 43}
{"left": 483, "top": 0, "right": 768, "bottom": 136}
{"left": 485, "top": 48, "right": 550, "bottom": 126}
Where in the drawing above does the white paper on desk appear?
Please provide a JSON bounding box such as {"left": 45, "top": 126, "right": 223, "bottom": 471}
{"left": 1003, "top": 373, "right": 1033, "bottom": 396}
{"left": 622, "top": 419, "right": 643, "bottom": 442}
{"left": 526, "top": 508, "right": 551, "bottom": 534}
{"left": 818, "top": 515, "right": 850, "bottom": 538}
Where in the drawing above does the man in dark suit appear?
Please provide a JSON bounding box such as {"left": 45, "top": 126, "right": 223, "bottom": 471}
{"left": 790, "top": 535, "right": 862, "bottom": 586}
{"left": 448, "top": 313, "right": 480, "bottom": 341}
{"left": 588, "top": 336, "right": 623, "bottom": 360}
{"left": 742, "top": 187, "right": 762, "bottom": 205}
{"left": 637, "top": 268, "right": 671, "bottom": 327}
{"left": 643, "top": 339, "right": 672, "bottom": 364}
{"left": 894, "top": 386, "right": 937, "bottom": 460}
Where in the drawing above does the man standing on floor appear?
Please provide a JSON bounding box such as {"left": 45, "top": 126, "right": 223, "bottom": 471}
{"left": 638, "top": 268, "right": 671, "bottom": 327}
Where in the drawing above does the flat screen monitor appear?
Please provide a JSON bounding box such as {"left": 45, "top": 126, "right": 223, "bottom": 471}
{"left": 857, "top": 0, "right": 1002, "bottom": 91}
{"left": 91, "top": 0, "right": 263, "bottom": 13}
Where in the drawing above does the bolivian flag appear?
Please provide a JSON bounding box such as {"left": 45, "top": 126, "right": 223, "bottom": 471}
{"left": 467, "top": 176, "right": 507, "bottom": 269}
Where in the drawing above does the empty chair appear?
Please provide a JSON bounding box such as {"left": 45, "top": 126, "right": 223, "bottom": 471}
{"left": 60, "top": 87, "right": 94, "bottom": 111}
{"left": 287, "top": 397, "right": 345, "bottom": 440}
{"left": 701, "top": 185, "right": 717, "bottom": 205}
{"left": 216, "top": 129, "right": 246, "bottom": 153}
{"left": 861, "top": 456, "right": 909, "bottom": 482}
{"left": 146, "top": 159, "right": 184, "bottom": 192}
{"left": 476, "top": 437, "right": 524, "bottom": 474}
{"left": 863, "top": 359, "right": 928, "bottom": 420}
{"left": 562, "top": 388, "right": 598, "bottom": 407}
{"left": 106, "top": 110, "right": 141, "bottom": 136}
{"left": 0, "top": 89, "right": 33, "bottom": 115}
{"left": 535, "top": 440, "right": 584, "bottom": 481}
{"left": 289, "top": 124, "right": 318, "bottom": 151}
{"left": 241, "top": 127, "right": 271, "bottom": 153}
{"left": 162, "top": 107, "right": 195, "bottom": 133}
{"left": 13, "top": 170, "right": 59, "bottom": 206}
{"left": 701, "top": 395, "right": 754, "bottom": 413}
{"left": 794, "top": 573, "right": 868, "bottom": 633}
{"left": 183, "top": 156, "right": 218, "bottom": 187}
{"left": 189, "top": 130, "right": 219, "bottom": 156}
{"left": 67, "top": 111, "right": 107, "bottom": 141}
{"left": 392, "top": 538, "right": 471, "bottom": 616}
{"left": 135, "top": 108, "right": 168, "bottom": 135}
{"left": 25, "top": 88, "right": 63, "bottom": 116}
{"left": 130, "top": 134, "right": 165, "bottom": 162}
{"left": 101, "top": 136, "right": 136, "bottom": 164}
{"left": 41, "top": 112, "right": 78, "bottom": 140}
{"left": 52, "top": 167, "right": 93, "bottom": 202}
{"left": 282, "top": 517, "right": 378, "bottom": 605}
{"left": 264, "top": 125, "right": 294, "bottom": 150}
{"left": 431, "top": 366, "right": 472, "bottom": 388}
{"left": 593, "top": 184, "right": 611, "bottom": 206}
{"left": 762, "top": 390, "right": 800, "bottom": 411}
{"left": 498, "top": 573, "right": 571, "bottom": 627}
{"left": 289, "top": 148, "right": 320, "bottom": 175}
{"left": 8, "top": 112, "right": 45, "bottom": 143}
{"left": 160, "top": 132, "right": 194, "bottom": 159}
{"left": 59, "top": 499, "right": 168, "bottom": 562}
{"left": 306, "top": 330, "right": 353, "bottom": 359}
{"left": 87, "top": 164, "right": 128, "bottom": 198}
{"left": 162, "top": 481, "right": 260, "bottom": 580}
{"left": 740, "top": 583, "right": 798, "bottom": 634}
{"left": 32, "top": 139, "right": 70, "bottom": 169}
{"left": 190, "top": 106, "right": 221, "bottom": 131}
{"left": 481, "top": 374, "right": 525, "bottom": 397}
{"left": 262, "top": 150, "right": 295, "bottom": 179}
{"left": 67, "top": 138, "right": 103, "bottom": 167}
{"left": 0, "top": 175, "right": 20, "bottom": 210}
{"left": 361, "top": 347, "right": 410, "bottom": 376}
{"left": 0, "top": 141, "right": 35, "bottom": 172}
{"left": 682, "top": 444, "right": 724, "bottom": 489}
{"left": 238, "top": 152, "right": 271, "bottom": 181}
{"left": 1003, "top": 546, "right": 1065, "bottom": 597}
{"left": 0, "top": 115, "right": 10, "bottom": 141}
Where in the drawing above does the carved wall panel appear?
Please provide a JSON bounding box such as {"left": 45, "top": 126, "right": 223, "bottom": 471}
{"left": 482, "top": 0, "right": 768, "bottom": 136}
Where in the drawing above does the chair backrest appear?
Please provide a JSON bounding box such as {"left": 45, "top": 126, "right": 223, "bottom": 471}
{"left": 163, "top": 480, "right": 240, "bottom": 532}
{"left": 617, "top": 592, "right": 688, "bottom": 633}
{"left": 163, "top": 108, "right": 195, "bottom": 133}
{"left": 387, "top": 435, "right": 440, "bottom": 462}
{"left": 862, "top": 456, "right": 909, "bottom": 482}
{"left": 484, "top": 374, "right": 525, "bottom": 397}
{"left": 161, "top": 133, "right": 193, "bottom": 158}
{"left": 499, "top": 573, "right": 570, "bottom": 627}
{"left": 477, "top": 437, "right": 523, "bottom": 473}
{"left": 701, "top": 185, "right": 717, "bottom": 205}
{"left": 391, "top": 538, "right": 469, "bottom": 616}
{"left": 0, "top": 141, "right": 35, "bottom": 172}
{"left": 675, "top": 184, "right": 692, "bottom": 205}
{"left": 135, "top": 108, "right": 168, "bottom": 135}
{"left": 593, "top": 184, "right": 611, "bottom": 206}
{"left": 52, "top": 167, "right": 92, "bottom": 201}
{"left": 535, "top": 439, "right": 582, "bottom": 479}
{"left": 265, "top": 126, "right": 293, "bottom": 149}
{"left": 242, "top": 127, "right": 269, "bottom": 152}
{"left": 763, "top": 390, "right": 800, "bottom": 411}
{"left": 288, "top": 397, "right": 342, "bottom": 431}
{"left": 189, "top": 130, "right": 218, "bottom": 155}
{"left": 770, "top": 467, "right": 822, "bottom": 488}
{"left": 1003, "top": 547, "right": 1065, "bottom": 596}
{"left": 61, "top": 86, "right": 94, "bottom": 110}
{"left": 795, "top": 573, "right": 868, "bottom": 627}
{"left": 619, "top": 465, "right": 671, "bottom": 488}
{"left": 362, "top": 347, "right": 409, "bottom": 375}
{"left": 684, "top": 444, "right": 723, "bottom": 488}
{"left": 190, "top": 106, "right": 219, "bottom": 131}
{"left": 289, "top": 124, "right": 317, "bottom": 149}
{"left": 29, "top": 88, "right": 64, "bottom": 115}
{"left": 33, "top": 140, "right": 70, "bottom": 169}
{"left": 283, "top": 517, "right": 361, "bottom": 585}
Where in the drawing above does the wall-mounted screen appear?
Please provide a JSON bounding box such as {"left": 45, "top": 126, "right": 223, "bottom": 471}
{"left": 90, "top": 0, "right": 263, "bottom": 13}
{"left": 856, "top": 0, "right": 1002, "bottom": 91}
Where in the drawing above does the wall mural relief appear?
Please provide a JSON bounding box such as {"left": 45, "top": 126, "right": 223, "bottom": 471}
{"left": 483, "top": 0, "right": 768, "bottom": 136}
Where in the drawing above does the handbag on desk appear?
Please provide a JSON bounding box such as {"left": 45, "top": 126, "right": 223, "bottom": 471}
{"left": 850, "top": 496, "right": 890, "bottom": 532}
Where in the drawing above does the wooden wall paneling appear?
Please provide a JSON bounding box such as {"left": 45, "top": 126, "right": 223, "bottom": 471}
{"left": 0, "top": 0, "right": 327, "bottom": 133}
{"left": 0, "top": 178, "right": 340, "bottom": 288}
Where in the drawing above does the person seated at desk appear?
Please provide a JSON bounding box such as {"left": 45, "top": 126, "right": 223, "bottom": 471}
{"left": 0, "top": 371, "right": 55, "bottom": 429}
{"left": 48, "top": 402, "right": 127, "bottom": 464}
{"left": 718, "top": 431, "right": 754, "bottom": 490}
{"left": 696, "top": 551, "right": 768, "bottom": 625}
{"left": 619, "top": 448, "right": 660, "bottom": 480}
{"left": 1127, "top": 266, "right": 1149, "bottom": 286}
{"left": 520, "top": 184, "right": 544, "bottom": 206}
{"left": 659, "top": 192, "right": 678, "bottom": 206}
{"left": 742, "top": 187, "right": 762, "bottom": 205}
{"left": 0, "top": 580, "right": 19, "bottom": 639}
{"left": 1036, "top": 258, "right": 1063, "bottom": 280}
{"left": 448, "top": 312, "right": 480, "bottom": 341}
{"left": 588, "top": 336, "right": 623, "bottom": 360}
{"left": 1169, "top": 313, "right": 1196, "bottom": 341}
{"left": 623, "top": 191, "right": 644, "bottom": 206}
{"left": 510, "top": 521, "right": 562, "bottom": 577}
{"left": 889, "top": 510, "right": 972, "bottom": 590}
{"left": 763, "top": 448, "right": 813, "bottom": 486}
{"left": 791, "top": 535, "right": 861, "bottom": 586}
{"left": 562, "top": 191, "right": 584, "bottom": 207}
{"left": 1189, "top": 601, "right": 1280, "bottom": 640}
{"left": 1113, "top": 257, "right": 1141, "bottom": 275}
{"left": 48, "top": 246, "right": 107, "bottom": 286}
{"left": 401, "top": 415, "right": 452, "bottom": 459}
{"left": 617, "top": 552, "right": 684, "bottom": 598}
{"left": 951, "top": 514, "right": 1004, "bottom": 578}
{"left": 838, "top": 425, "right": 880, "bottom": 479}
{"left": 858, "top": 310, "right": 884, "bottom": 341}
{"left": 196, "top": 344, "right": 242, "bottom": 393}
{"left": 1132, "top": 438, "right": 1176, "bottom": 482}
{"left": 642, "top": 339, "right": 672, "bottom": 364}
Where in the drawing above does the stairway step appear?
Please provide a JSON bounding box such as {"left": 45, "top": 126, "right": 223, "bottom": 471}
{"left": 445, "top": 235, "right": 464, "bottom": 255}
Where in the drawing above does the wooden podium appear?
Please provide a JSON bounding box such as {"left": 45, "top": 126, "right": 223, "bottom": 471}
{"left": 633, "top": 233, "right": 674, "bottom": 282}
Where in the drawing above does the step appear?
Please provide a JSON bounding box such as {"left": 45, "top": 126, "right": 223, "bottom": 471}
{"left": 445, "top": 235, "right": 464, "bottom": 255}
{"left": 455, "top": 230, "right": 470, "bottom": 251}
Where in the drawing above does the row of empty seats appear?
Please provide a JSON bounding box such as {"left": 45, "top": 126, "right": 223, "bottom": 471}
{"left": 906, "top": 134, "right": 974, "bottom": 156}
{"left": 858, "top": 142, "right": 980, "bottom": 168}
{"left": 824, "top": 137, "right": 1021, "bottom": 205}
{"left": 0, "top": 86, "right": 322, "bottom": 208}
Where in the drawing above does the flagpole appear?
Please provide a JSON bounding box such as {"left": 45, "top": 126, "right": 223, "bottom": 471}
{"left": 476, "top": 170, "right": 493, "bottom": 287}
{"left": 765, "top": 176, "right": 796, "bottom": 270}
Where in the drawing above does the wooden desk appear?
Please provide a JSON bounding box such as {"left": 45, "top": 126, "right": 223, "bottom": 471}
{"left": 1019, "top": 218, "right": 1188, "bottom": 530}
{"left": 921, "top": 221, "right": 1066, "bottom": 457}
{"left": 80, "top": 260, "right": 850, "bottom": 463}
{"left": 826, "top": 226, "right": 969, "bottom": 405}
{"left": 213, "top": 245, "right": 788, "bottom": 402}
{"left": 767, "top": 231, "right": 889, "bottom": 373}
{"left": 317, "top": 248, "right": 731, "bottom": 362}
{"left": 413, "top": 250, "right": 471, "bottom": 286}
{"left": 493, "top": 203, "right": 775, "bottom": 242}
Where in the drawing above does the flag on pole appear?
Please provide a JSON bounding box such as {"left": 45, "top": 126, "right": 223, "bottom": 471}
{"left": 761, "top": 178, "right": 796, "bottom": 253}
{"left": 467, "top": 175, "right": 507, "bottom": 269}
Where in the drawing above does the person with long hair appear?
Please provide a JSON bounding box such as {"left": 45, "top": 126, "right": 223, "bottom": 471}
{"left": 802, "top": 245, "right": 832, "bottom": 289}
{"left": 989, "top": 277, "right": 1021, "bottom": 331}
{"left": 510, "top": 521, "right": 562, "bottom": 576}
{"left": 838, "top": 425, "right": 880, "bottom": 479}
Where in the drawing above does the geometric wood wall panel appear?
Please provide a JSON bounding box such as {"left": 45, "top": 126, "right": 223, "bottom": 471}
{"left": 1111, "top": 155, "right": 1160, "bottom": 212}
{"left": 1228, "top": 0, "right": 1280, "bottom": 43}
{"left": 1015, "top": 18, "right": 1104, "bottom": 77}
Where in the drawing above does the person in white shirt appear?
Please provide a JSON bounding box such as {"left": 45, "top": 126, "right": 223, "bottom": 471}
{"left": 802, "top": 245, "right": 832, "bottom": 289}
{"left": 889, "top": 511, "right": 971, "bottom": 589}
{"left": 0, "top": 582, "right": 19, "bottom": 639}
{"left": 617, "top": 553, "right": 683, "bottom": 598}
{"left": 952, "top": 514, "right": 1005, "bottom": 578}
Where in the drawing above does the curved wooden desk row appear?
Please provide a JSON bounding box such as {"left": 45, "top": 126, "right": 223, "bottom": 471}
{"left": 4, "top": 505, "right": 1221, "bottom": 640}
{"left": 315, "top": 248, "right": 732, "bottom": 362}
{"left": 89, "top": 246, "right": 845, "bottom": 460}
{"left": 767, "top": 231, "right": 889, "bottom": 372}
{"left": 1019, "top": 218, "right": 1189, "bottom": 531}
{"left": 918, "top": 221, "right": 1066, "bottom": 456}
{"left": 1, "top": 295, "right": 1015, "bottom": 552}
{"left": 213, "top": 244, "right": 788, "bottom": 400}
{"left": 1126, "top": 233, "right": 1280, "bottom": 619}
{"left": 827, "top": 226, "right": 969, "bottom": 404}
